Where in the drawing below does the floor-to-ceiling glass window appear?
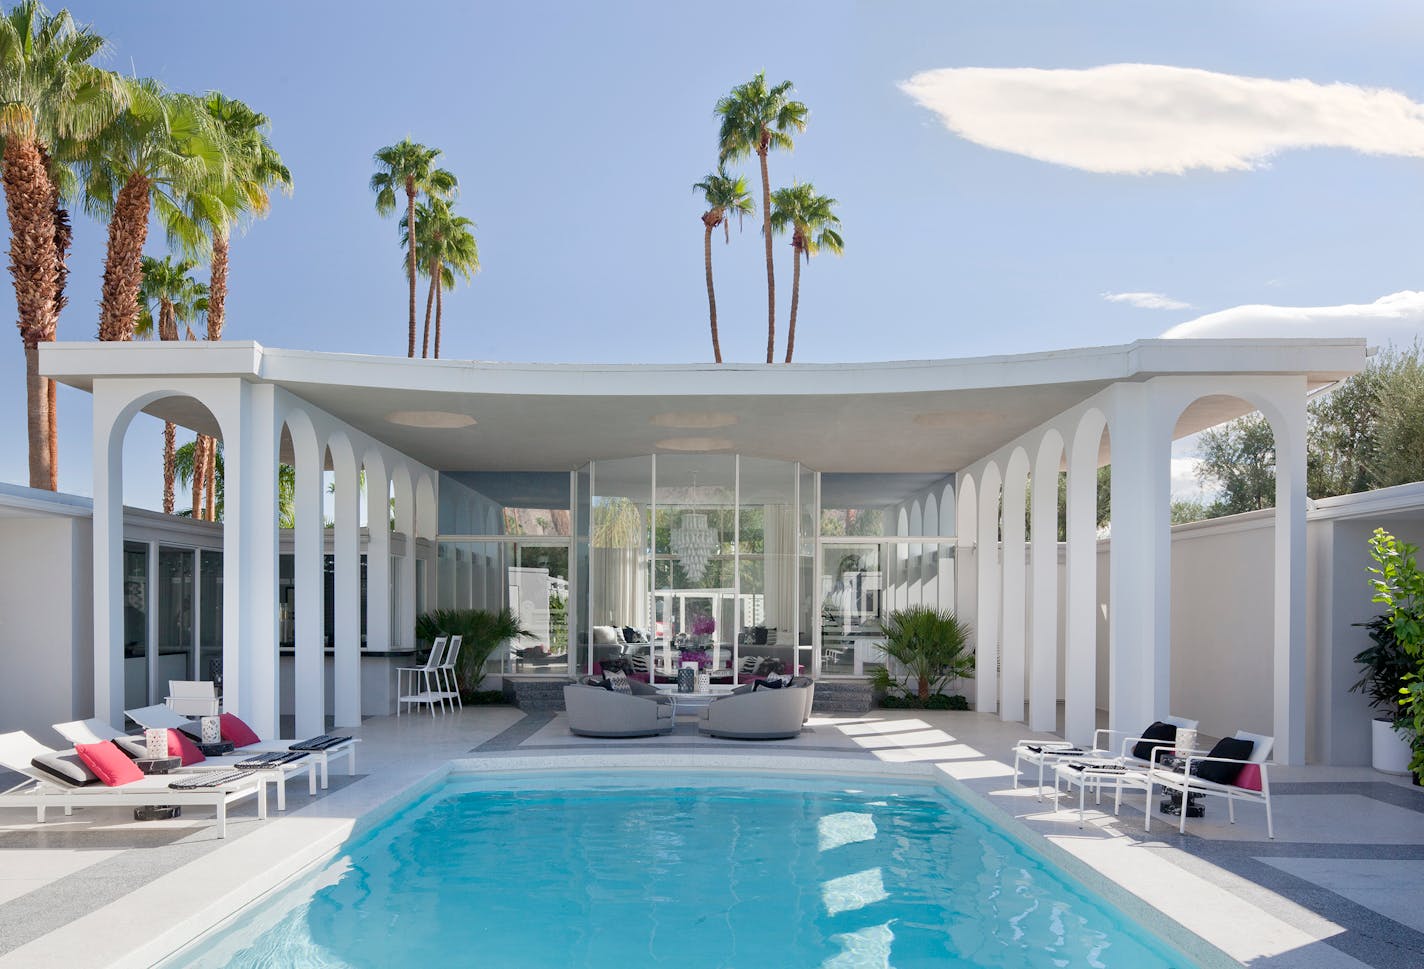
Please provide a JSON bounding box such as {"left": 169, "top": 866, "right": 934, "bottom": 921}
{"left": 654, "top": 454, "right": 735, "bottom": 683}
{"left": 435, "top": 472, "right": 576, "bottom": 678}
{"left": 588, "top": 456, "right": 651, "bottom": 676}
{"left": 156, "top": 546, "right": 195, "bottom": 688}
{"left": 123, "top": 542, "right": 149, "bottom": 711}
{"left": 198, "top": 549, "right": 222, "bottom": 685}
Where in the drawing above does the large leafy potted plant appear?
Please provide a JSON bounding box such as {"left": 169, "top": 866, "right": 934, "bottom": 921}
{"left": 1350, "top": 615, "right": 1413, "bottom": 774}
{"left": 416, "top": 608, "right": 531, "bottom": 696}
{"left": 871, "top": 605, "right": 974, "bottom": 708}
{"left": 1367, "top": 528, "right": 1424, "bottom": 781}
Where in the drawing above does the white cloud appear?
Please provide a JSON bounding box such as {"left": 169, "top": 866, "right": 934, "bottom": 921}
{"left": 1103, "top": 291, "right": 1192, "bottom": 310}
{"left": 899, "top": 64, "right": 1424, "bottom": 175}
{"left": 1161, "top": 290, "right": 1424, "bottom": 346}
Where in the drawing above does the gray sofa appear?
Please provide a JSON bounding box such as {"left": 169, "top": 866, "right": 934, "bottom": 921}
{"left": 564, "top": 683, "right": 674, "bottom": 738}
{"left": 698, "top": 683, "right": 809, "bottom": 740}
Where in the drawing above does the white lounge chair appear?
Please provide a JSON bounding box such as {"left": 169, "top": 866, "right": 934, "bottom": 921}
{"left": 1012, "top": 715, "right": 1200, "bottom": 801}
{"left": 0, "top": 731, "right": 265, "bottom": 839}
{"left": 1144, "top": 730, "right": 1275, "bottom": 839}
{"left": 61, "top": 717, "right": 317, "bottom": 812}
{"left": 439, "top": 634, "right": 464, "bottom": 710}
{"left": 166, "top": 680, "right": 222, "bottom": 717}
{"left": 120, "top": 706, "right": 358, "bottom": 791}
{"left": 398, "top": 637, "right": 447, "bottom": 715}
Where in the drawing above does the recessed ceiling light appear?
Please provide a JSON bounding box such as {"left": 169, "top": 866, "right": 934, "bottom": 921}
{"left": 651, "top": 411, "right": 739, "bottom": 429}
{"left": 655, "top": 436, "right": 733, "bottom": 452}
{"left": 386, "top": 410, "right": 477, "bottom": 429}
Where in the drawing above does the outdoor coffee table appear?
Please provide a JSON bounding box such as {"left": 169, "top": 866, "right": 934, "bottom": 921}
{"left": 1053, "top": 761, "right": 1153, "bottom": 829}
{"left": 654, "top": 686, "right": 732, "bottom": 719}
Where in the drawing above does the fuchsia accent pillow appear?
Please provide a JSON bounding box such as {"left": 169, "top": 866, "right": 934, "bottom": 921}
{"left": 167, "top": 728, "right": 206, "bottom": 766}
{"left": 219, "top": 713, "right": 262, "bottom": 748}
{"left": 74, "top": 741, "right": 144, "bottom": 787}
{"left": 1235, "top": 763, "right": 1263, "bottom": 791}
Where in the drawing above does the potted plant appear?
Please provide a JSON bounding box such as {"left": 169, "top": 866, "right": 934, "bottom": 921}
{"left": 1367, "top": 528, "right": 1424, "bottom": 782}
{"left": 415, "top": 607, "right": 531, "bottom": 701}
{"left": 871, "top": 605, "right": 974, "bottom": 709}
{"left": 1350, "top": 616, "right": 1413, "bottom": 774}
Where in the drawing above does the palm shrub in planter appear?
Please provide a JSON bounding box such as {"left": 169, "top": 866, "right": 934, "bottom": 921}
{"left": 415, "top": 608, "right": 531, "bottom": 696}
{"left": 1367, "top": 528, "right": 1424, "bottom": 780}
{"left": 871, "top": 606, "right": 974, "bottom": 708}
{"left": 1350, "top": 615, "right": 1413, "bottom": 774}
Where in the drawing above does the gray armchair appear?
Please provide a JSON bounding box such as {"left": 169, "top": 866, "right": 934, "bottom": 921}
{"left": 564, "top": 684, "right": 674, "bottom": 738}
{"left": 698, "top": 684, "right": 808, "bottom": 740}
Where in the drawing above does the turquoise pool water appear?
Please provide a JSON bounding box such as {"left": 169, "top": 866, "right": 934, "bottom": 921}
{"left": 173, "top": 772, "right": 1195, "bottom": 968}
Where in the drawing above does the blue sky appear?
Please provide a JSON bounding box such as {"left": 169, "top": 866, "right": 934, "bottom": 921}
{"left": 3, "top": 0, "right": 1423, "bottom": 508}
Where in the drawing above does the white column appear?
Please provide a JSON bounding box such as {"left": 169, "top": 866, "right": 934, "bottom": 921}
{"left": 1271, "top": 383, "right": 1308, "bottom": 765}
{"left": 1029, "top": 436, "right": 1061, "bottom": 733}
{"left": 999, "top": 458, "right": 1028, "bottom": 723}
{"left": 292, "top": 426, "right": 325, "bottom": 738}
{"left": 91, "top": 383, "right": 127, "bottom": 727}
{"left": 236, "top": 383, "right": 281, "bottom": 739}
{"left": 332, "top": 443, "right": 361, "bottom": 727}
{"left": 1107, "top": 384, "right": 1173, "bottom": 737}
{"left": 392, "top": 469, "right": 416, "bottom": 650}
{"left": 1064, "top": 418, "right": 1101, "bottom": 746}
{"left": 364, "top": 461, "right": 391, "bottom": 652}
{"left": 975, "top": 466, "right": 1001, "bottom": 714}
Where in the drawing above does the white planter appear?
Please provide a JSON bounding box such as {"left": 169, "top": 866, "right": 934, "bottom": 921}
{"left": 1371, "top": 717, "right": 1413, "bottom": 775}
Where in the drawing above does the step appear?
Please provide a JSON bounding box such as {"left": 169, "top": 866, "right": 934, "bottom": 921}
{"left": 812, "top": 679, "right": 874, "bottom": 715}
{"left": 503, "top": 676, "right": 573, "bottom": 711}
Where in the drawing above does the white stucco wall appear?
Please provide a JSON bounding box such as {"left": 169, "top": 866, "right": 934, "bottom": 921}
{"left": 0, "top": 515, "right": 93, "bottom": 739}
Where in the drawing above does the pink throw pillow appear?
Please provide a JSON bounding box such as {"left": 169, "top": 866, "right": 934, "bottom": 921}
{"left": 167, "top": 728, "right": 206, "bottom": 766}
{"left": 1235, "top": 763, "right": 1263, "bottom": 791}
{"left": 74, "top": 741, "right": 144, "bottom": 787}
{"left": 219, "top": 713, "right": 262, "bottom": 748}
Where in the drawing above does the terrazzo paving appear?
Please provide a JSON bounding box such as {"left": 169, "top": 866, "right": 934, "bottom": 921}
{"left": 0, "top": 702, "right": 1419, "bottom": 968}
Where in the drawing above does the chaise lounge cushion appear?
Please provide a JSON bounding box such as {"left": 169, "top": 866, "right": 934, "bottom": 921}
{"left": 167, "top": 728, "right": 206, "bottom": 766}
{"left": 30, "top": 750, "right": 99, "bottom": 787}
{"left": 1132, "top": 721, "right": 1177, "bottom": 762}
{"left": 219, "top": 713, "right": 262, "bottom": 748}
{"left": 1195, "top": 737, "right": 1255, "bottom": 785}
{"left": 74, "top": 741, "right": 144, "bottom": 787}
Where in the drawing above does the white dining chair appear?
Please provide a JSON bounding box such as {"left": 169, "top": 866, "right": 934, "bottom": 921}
{"left": 397, "top": 637, "right": 447, "bottom": 716}
{"left": 438, "top": 635, "right": 463, "bottom": 710}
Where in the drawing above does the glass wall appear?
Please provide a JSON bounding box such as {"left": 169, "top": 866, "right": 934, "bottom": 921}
{"left": 123, "top": 542, "right": 149, "bottom": 711}
{"left": 157, "top": 546, "right": 194, "bottom": 686}
{"left": 198, "top": 549, "right": 222, "bottom": 685}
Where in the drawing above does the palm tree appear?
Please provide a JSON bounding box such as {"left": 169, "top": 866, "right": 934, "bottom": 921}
{"left": 692, "top": 169, "right": 753, "bottom": 363}
{"left": 180, "top": 92, "right": 291, "bottom": 517}
{"left": 769, "top": 183, "right": 842, "bottom": 363}
{"left": 0, "top": 1, "right": 120, "bottom": 489}
{"left": 370, "top": 139, "right": 456, "bottom": 357}
{"left": 136, "top": 255, "right": 207, "bottom": 514}
{"left": 401, "top": 198, "right": 478, "bottom": 358}
{"left": 715, "top": 73, "right": 807, "bottom": 363}
{"left": 78, "top": 77, "right": 224, "bottom": 342}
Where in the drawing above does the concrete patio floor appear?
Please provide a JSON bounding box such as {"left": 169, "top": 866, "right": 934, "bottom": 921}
{"left": 0, "top": 705, "right": 1419, "bottom": 968}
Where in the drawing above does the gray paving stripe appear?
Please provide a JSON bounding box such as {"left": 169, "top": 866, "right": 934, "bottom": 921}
{"left": 1272, "top": 781, "right": 1424, "bottom": 813}
{"left": 471, "top": 711, "right": 555, "bottom": 751}
{"left": 0, "top": 774, "right": 365, "bottom": 956}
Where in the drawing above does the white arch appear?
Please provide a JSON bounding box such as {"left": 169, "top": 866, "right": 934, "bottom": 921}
{"left": 976, "top": 461, "right": 1003, "bottom": 714}
{"left": 940, "top": 482, "right": 955, "bottom": 537}
{"left": 280, "top": 407, "right": 328, "bottom": 739}
{"left": 361, "top": 448, "right": 392, "bottom": 651}
{"left": 415, "top": 472, "right": 438, "bottom": 539}
{"left": 1029, "top": 429, "right": 1065, "bottom": 732}
{"left": 325, "top": 429, "right": 362, "bottom": 726}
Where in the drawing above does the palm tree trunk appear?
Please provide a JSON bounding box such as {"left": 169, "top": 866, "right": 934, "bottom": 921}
{"left": 207, "top": 230, "right": 228, "bottom": 340}
{"left": 758, "top": 145, "right": 775, "bottom": 364}
{"left": 192, "top": 434, "right": 208, "bottom": 519}
{"left": 703, "top": 220, "right": 721, "bottom": 363}
{"left": 422, "top": 269, "right": 436, "bottom": 358}
{"left": 163, "top": 421, "right": 176, "bottom": 516}
{"left": 434, "top": 263, "right": 444, "bottom": 359}
{"left": 784, "top": 245, "right": 802, "bottom": 363}
{"left": 48, "top": 179, "right": 71, "bottom": 492}
{"left": 98, "top": 172, "right": 151, "bottom": 341}
{"left": 3, "top": 137, "right": 59, "bottom": 488}
{"left": 405, "top": 178, "right": 418, "bottom": 357}
{"left": 205, "top": 444, "right": 216, "bottom": 520}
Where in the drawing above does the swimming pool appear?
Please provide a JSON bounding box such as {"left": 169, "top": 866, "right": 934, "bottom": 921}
{"left": 167, "top": 770, "right": 1197, "bottom": 968}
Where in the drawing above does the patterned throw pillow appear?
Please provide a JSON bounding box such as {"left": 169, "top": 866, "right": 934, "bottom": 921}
{"left": 605, "top": 670, "right": 634, "bottom": 695}
{"left": 628, "top": 653, "right": 650, "bottom": 673}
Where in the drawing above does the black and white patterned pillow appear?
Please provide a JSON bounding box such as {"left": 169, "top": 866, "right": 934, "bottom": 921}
{"left": 628, "top": 653, "right": 650, "bottom": 673}
{"left": 605, "top": 670, "right": 634, "bottom": 695}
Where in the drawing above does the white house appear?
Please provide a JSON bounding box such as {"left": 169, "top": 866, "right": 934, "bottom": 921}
{"left": 7, "top": 336, "right": 1381, "bottom": 766}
